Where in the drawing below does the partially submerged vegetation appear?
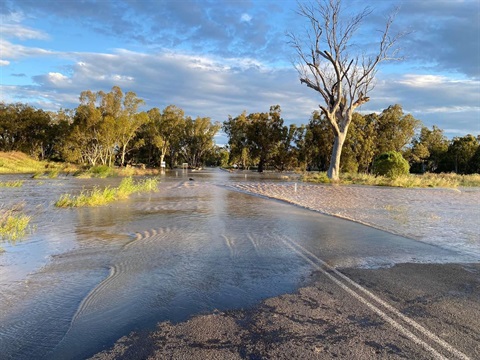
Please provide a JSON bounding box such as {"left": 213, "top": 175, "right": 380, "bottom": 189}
{"left": 55, "top": 177, "right": 159, "bottom": 207}
{"left": 302, "top": 172, "right": 480, "bottom": 188}
{"left": 0, "top": 180, "right": 24, "bottom": 187}
{"left": 0, "top": 204, "right": 31, "bottom": 250}
{"left": 73, "top": 165, "right": 159, "bottom": 178}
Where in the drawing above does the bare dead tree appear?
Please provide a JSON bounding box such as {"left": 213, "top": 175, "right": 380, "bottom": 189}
{"left": 289, "top": 0, "right": 404, "bottom": 180}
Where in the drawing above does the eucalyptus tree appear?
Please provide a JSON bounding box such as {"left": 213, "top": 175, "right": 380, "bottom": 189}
{"left": 409, "top": 125, "right": 449, "bottom": 173}
{"left": 374, "top": 104, "right": 420, "bottom": 156}
{"left": 341, "top": 112, "right": 376, "bottom": 173}
{"left": 99, "top": 87, "right": 147, "bottom": 166}
{"left": 223, "top": 111, "right": 251, "bottom": 169}
{"left": 147, "top": 105, "right": 186, "bottom": 167}
{"left": 63, "top": 90, "right": 104, "bottom": 166}
{"left": 442, "top": 134, "right": 479, "bottom": 174}
{"left": 301, "top": 110, "right": 333, "bottom": 171}
{"left": 0, "top": 102, "right": 51, "bottom": 157}
{"left": 179, "top": 116, "right": 220, "bottom": 168}
{"left": 273, "top": 124, "right": 303, "bottom": 171}
{"left": 247, "top": 105, "right": 286, "bottom": 172}
{"left": 289, "top": 0, "right": 404, "bottom": 180}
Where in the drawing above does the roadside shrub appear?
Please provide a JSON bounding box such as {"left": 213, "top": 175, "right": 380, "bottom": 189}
{"left": 373, "top": 151, "right": 410, "bottom": 179}
{"left": 301, "top": 171, "right": 331, "bottom": 184}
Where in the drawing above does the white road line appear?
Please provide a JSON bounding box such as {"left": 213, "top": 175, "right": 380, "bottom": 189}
{"left": 279, "top": 236, "right": 471, "bottom": 360}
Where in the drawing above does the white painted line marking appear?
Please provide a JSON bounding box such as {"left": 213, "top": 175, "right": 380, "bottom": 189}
{"left": 280, "top": 235, "right": 470, "bottom": 360}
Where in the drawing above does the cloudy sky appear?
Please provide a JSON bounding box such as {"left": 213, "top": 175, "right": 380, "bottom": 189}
{"left": 1, "top": 0, "right": 479, "bottom": 144}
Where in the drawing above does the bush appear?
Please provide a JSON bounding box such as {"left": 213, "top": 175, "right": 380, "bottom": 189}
{"left": 373, "top": 151, "right": 410, "bottom": 179}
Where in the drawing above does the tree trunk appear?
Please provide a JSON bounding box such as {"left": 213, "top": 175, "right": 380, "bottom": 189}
{"left": 258, "top": 157, "right": 265, "bottom": 173}
{"left": 327, "top": 132, "right": 346, "bottom": 181}
{"left": 121, "top": 144, "right": 127, "bottom": 166}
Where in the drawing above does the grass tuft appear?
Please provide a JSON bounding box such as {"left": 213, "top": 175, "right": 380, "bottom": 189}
{"left": 55, "top": 177, "right": 159, "bottom": 207}
{"left": 0, "top": 180, "right": 24, "bottom": 187}
{"left": 0, "top": 205, "right": 31, "bottom": 243}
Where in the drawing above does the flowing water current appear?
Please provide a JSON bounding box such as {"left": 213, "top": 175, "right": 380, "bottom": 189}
{"left": 0, "top": 169, "right": 478, "bottom": 359}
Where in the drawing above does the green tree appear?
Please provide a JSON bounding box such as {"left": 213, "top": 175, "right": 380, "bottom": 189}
{"left": 289, "top": 0, "right": 403, "bottom": 180}
{"left": 469, "top": 140, "right": 480, "bottom": 174}
{"left": 341, "top": 112, "right": 377, "bottom": 173}
{"left": 99, "top": 87, "right": 147, "bottom": 166}
{"left": 224, "top": 106, "right": 287, "bottom": 172}
{"left": 273, "top": 124, "right": 303, "bottom": 171}
{"left": 148, "top": 105, "right": 186, "bottom": 167}
{"left": 374, "top": 105, "right": 421, "bottom": 156}
{"left": 179, "top": 116, "right": 220, "bottom": 168}
{"left": 246, "top": 105, "right": 285, "bottom": 173}
{"left": 409, "top": 125, "right": 449, "bottom": 173}
{"left": 45, "top": 109, "right": 74, "bottom": 161}
{"left": 440, "top": 135, "right": 479, "bottom": 174}
{"left": 0, "top": 102, "right": 51, "bottom": 158}
{"left": 62, "top": 90, "right": 104, "bottom": 166}
{"left": 223, "top": 111, "right": 251, "bottom": 169}
{"left": 300, "top": 111, "right": 333, "bottom": 171}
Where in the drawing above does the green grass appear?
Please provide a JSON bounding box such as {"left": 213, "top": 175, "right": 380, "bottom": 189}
{"left": 0, "top": 206, "right": 31, "bottom": 246}
{"left": 0, "top": 180, "right": 24, "bottom": 187}
{"left": 0, "top": 151, "right": 77, "bottom": 175}
{"left": 74, "top": 165, "right": 116, "bottom": 178}
{"left": 301, "top": 172, "right": 480, "bottom": 188}
{"left": 55, "top": 177, "right": 159, "bottom": 207}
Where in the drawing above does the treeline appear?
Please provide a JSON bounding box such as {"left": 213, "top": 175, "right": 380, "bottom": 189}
{"left": 0, "top": 86, "right": 221, "bottom": 169}
{"left": 1, "top": 86, "right": 479, "bottom": 174}
{"left": 225, "top": 104, "right": 480, "bottom": 174}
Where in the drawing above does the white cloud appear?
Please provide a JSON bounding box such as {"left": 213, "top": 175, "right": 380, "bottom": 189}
{"left": 0, "top": 60, "right": 10, "bottom": 66}
{"left": 240, "top": 13, "right": 252, "bottom": 23}
{"left": 398, "top": 74, "right": 448, "bottom": 87}
{"left": 0, "top": 39, "right": 54, "bottom": 59}
{"left": 1, "top": 24, "right": 49, "bottom": 40}
{"left": 48, "top": 72, "right": 69, "bottom": 83}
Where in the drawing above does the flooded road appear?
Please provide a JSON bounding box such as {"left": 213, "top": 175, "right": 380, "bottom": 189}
{"left": 0, "top": 169, "right": 478, "bottom": 359}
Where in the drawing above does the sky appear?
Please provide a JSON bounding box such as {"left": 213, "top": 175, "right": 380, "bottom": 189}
{"left": 1, "top": 0, "right": 479, "bottom": 145}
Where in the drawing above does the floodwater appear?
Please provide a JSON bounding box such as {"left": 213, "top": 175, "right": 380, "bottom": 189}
{"left": 0, "top": 169, "right": 477, "bottom": 359}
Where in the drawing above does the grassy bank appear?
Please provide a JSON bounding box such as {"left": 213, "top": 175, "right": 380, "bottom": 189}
{"left": 55, "top": 177, "right": 159, "bottom": 207}
{"left": 0, "top": 151, "right": 76, "bottom": 175}
{"left": 301, "top": 172, "right": 480, "bottom": 188}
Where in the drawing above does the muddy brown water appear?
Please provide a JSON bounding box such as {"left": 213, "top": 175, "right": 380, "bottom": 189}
{"left": 0, "top": 169, "right": 478, "bottom": 359}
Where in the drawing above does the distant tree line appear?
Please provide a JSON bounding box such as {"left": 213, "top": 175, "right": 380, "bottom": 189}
{"left": 0, "top": 86, "right": 221, "bottom": 169}
{"left": 224, "top": 104, "right": 480, "bottom": 174}
{"left": 0, "top": 86, "right": 479, "bottom": 174}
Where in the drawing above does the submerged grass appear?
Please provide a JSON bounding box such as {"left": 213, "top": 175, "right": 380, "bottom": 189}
{"left": 55, "top": 177, "right": 159, "bottom": 207}
{"left": 0, "top": 180, "right": 24, "bottom": 187}
{"left": 0, "top": 204, "right": 31, "bottom": 249}
{"left": 302, "top": 172, "right": 480, "bottom": 188}
{"left": 74, "top": 165, "right": 160, "bottom": 178}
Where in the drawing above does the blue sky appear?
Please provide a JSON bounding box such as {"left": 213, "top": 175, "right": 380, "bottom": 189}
{"left": 1, "top": 0, "right": 479, "bottom": 144}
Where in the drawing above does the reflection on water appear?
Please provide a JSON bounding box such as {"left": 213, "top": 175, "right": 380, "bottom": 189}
{"left": 0, "top": 169, "right": 477, "bottom": 359}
